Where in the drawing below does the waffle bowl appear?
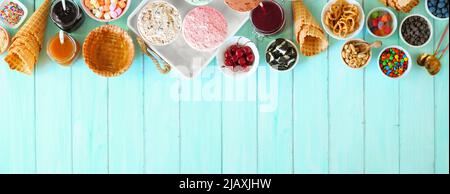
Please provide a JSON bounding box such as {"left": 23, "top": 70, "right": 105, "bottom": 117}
{"left": 83, "top": 25, "right": 135, "bottom": 77}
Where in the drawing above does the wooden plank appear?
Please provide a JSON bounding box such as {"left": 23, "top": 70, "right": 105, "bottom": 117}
{"left": 433, "top": 22, "right": 449, "bottom": 174}
{"left": 0, "top": 0, "right": 36, "bottom": 173}
{"left": 71, "top": 1, "right": 107, "bottom": 173}
{"left": 257, "top": 0, "right": 293, "bottom": 174}
{"left": 398, "top": 1, "right": 435, "bottom": 173}
{"left": 222, "top": 24, "right": 258, "bottom": 174}
{"left": 34, "top": 0, "right": 72, "bottom": 173}
{"left": 143, "top": 61, "right": 180, "bottom": 173}
{"left": 107, "top": 0, "right": 145, "bottom": 173}
{"left": 364, "top": 1, "right": 400, "bottom": 174}
{"left": 328, "top": 0, "right": 365, "bottom": 174}
{"left": 292, "top": 0, "right": 329, "bottom": 174}
{"left": 179, "top": 63, "right": 222, "bottom": 174}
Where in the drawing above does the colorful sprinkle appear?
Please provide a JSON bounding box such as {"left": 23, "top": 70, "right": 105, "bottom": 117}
{"left": 0, "top": 1, "right": 25, "bottom": 27}
{"left": 379, "top": 47, "right": 409, "bottom": 78}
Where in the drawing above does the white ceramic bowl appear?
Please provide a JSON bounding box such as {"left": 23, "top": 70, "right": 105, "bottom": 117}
{"left": 340, "top": 39, "right": 372, "bottom": 70}
{"left": 81, "top": 0, "right": 131, "bottom": 22}
{"left": 425, "top": 0, "right": 449, "bottom": 21}
{"left": 137, "top": 1, "right": 182, "bottom": 46}
{"left": 184, "top": 0, "right": 213, "bottom": 6}
{"left": 182, "top": 6, "right": 228, "bottom": 52}
{"left": 399, "top": 14, "right": 433, "bottom": 48}
{"left": 321, "top": 0, "right": 365, "bottom": 40}
{"left": 377, "top": 46, "right": 412, "bottom": 79}
{"left": 366, "top": 7, "right": 398, "bottom": 39}
{"left": 0, "top": 26, "right": 10, "bottom": 54}
{"left": 0, "top": 0, "right": 28, "bottom": 29}
{"left": 265, "top": 38, "right": 299, "bottom": 72}
{"left": 217, "top": 36, "right": 259, "bottom": 79}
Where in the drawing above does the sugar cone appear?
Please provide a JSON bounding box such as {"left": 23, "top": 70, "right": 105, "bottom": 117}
{"left": 5, "top": 0, "right": 51, "bottom": 75}
{"left": 16, "top": 0, "right": 51, "bottom": 46}
{"left": 10, "top": 43, "right": 37, "bottom": 65}
{"left": 379, "top": 0, "right": 419, "bottom": 13}
{"left": 9, "top": 36, "right": 40, "bottom": 58}
{"left": 398, "top": 0, "right": 419, "bottom": 13}
{"left": 293, "top": 0, "right": 328, "bottom": 56}
{"left": 4, "top": 53, "right": 32, "bottom": 75}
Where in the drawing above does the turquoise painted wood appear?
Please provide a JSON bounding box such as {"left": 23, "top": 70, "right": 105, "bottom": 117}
{"left": 364, "top": 0, "right": 400, "bottom": 174}
{"left": 108, "top": 0, "right": 145, "bottom": 173}
{"left": 71, "top": 0, "right": 107, "bottom": 174}
{"left": 179, "top": 65, "right": 222, "bottom": 174}
{"left": 0, "top": 0, "right": 448, "bottom": 174}
{"left": 143, "top": 55, "right": 180, "bottom": 174}
{"left": 293, "top": 0, "right": 329, "bottom": 174}
{"left": 257, "top": 0, "right": 293, "bottom": 174}
{"left": 434, "top": 22, "right": 449, "bottom": 174}
{"left": 328, "top": 0, "right": 365, "bottom": 174}
{"left": 398, "top": 1, "right": 435, "bottom": 174}
{"left": 0, "top": 0, "right": 35, "bottom": 174}
{"left": 34, "top": 0, "right": 72, "bottom": 173}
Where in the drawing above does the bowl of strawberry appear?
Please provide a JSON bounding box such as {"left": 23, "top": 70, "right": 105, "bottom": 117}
{"left": 217, "top": 36, "right": 259, "bottom": 78}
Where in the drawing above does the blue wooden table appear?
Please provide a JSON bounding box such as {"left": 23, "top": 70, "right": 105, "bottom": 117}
{"left": 0, "top": 0, "right": 448, "bottom": 174}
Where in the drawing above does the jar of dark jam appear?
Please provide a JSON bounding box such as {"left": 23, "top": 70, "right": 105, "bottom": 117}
{"left": 50, "top": 0, "right": 85, "bottom": 32}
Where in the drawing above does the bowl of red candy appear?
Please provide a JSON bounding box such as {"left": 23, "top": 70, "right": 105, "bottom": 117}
{"left": 366, "top": 7, "right": 397, "bottom": 38}
{"left": 217, "top": 36, "right": 259, "bottom": 78}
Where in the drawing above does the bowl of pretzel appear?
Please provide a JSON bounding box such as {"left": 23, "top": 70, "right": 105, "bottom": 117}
{"left": 321, "top": 0, "right": 365, "bottom": 40}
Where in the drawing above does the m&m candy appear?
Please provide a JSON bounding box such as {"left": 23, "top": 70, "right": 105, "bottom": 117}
{"left": 379, "top": 48, "right": 409, "bottom": 78}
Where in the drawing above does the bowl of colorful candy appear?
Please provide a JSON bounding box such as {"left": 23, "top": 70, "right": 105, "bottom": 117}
{"left": 426, "top": 0, "right": 449, "bottom": 20}
{"left": 0, "top": 0, "right": 28, "bottom": 29}
{"left": 217, "top": 36, "right": 259, "bottom": 78}
{"left": 366, "top": 7, "right": 397, "bottom": 38}
{"left": 82, "top": 0, "right": 130, "bottom": 22}
{"left": 378, "top": 46, "right": 411, "bottom": 79}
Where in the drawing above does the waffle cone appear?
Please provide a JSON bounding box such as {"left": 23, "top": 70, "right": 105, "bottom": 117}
{"left": 293, "top": 0, "right": 328, "bottom": 56}
{"left": 379, "top": 0, "right": 418, "bottom": 13}
{"left": 4, "top": 53, "right": 33, "bottom": 75}
{"left": 9, "top": 36, "right": 40, "bottom": 57}
{"left": 15, "top": 0, "right": 51, "bottom": 47}
{"left": 83, "top": 25, "right": 135, "bottom": 77}
{"left": 5, "top": 0, "right": 51, "bottom": 75}
{"left": 10, "top": 45, "right": 37, "bottom": 68}
{"left": 12, "top": 31, "right": 41, "bottom": 49}
{"left": 398, "top": 0, "right": 419, "bottom": 13}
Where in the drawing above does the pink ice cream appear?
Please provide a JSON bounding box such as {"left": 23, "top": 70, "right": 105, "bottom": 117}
{"left": 225, "top": 0, "right": 261, "bottom": 12}
{"left": 183, "top": 6, "right": 228, "bottom": 51}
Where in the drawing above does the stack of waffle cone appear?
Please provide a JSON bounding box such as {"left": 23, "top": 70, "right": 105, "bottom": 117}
{"left": 4, "top": 0, "right": 51, "bottom": 75}
{"left": 379, "top": 0, "right": 419, "bottom": 13}
{"left": 292, "top": 0, "right": 328, "bottom": 56}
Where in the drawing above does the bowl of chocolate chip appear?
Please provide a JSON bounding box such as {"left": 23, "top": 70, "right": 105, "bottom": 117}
{"left": 400, "top": 14, "right": 433, "bottom": 48}
{"left": 265, "top": 38, "right": 299, "bottom": 72}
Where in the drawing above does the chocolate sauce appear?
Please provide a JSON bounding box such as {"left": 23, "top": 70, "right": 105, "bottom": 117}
{"left": 50, "top": 0, "right": 84, "bottom": 32}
